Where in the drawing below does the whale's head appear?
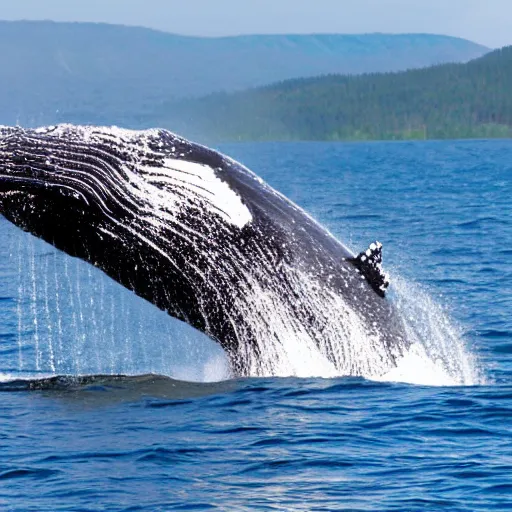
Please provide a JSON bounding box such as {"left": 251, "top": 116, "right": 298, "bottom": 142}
{"left": 0, "top": 123, "right": 253, "bottom": 256}
{"left": 0, "top": 125, "right": 140, "bottom": 241}
{"left": 0, "top": 125, "right": 125, "bottom": 257}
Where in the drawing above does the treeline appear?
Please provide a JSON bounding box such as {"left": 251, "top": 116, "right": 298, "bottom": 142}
{"left": 1, "top": 21, "right": 488, "bottom": 129}
{"left": 154, "top": 46, "right": 512, "bottom": 142}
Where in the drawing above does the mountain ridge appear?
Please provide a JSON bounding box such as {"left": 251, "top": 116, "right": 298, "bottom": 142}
{"left": 159, "top": 46, "right": 512, "bottom": 142}
{"left": 0, "top": 20, "right": 489, "bottom": 127}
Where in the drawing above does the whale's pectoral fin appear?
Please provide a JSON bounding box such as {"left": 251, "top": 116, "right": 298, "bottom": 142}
{"left": 347, "top": 241, "right": 390, "bottom": 298}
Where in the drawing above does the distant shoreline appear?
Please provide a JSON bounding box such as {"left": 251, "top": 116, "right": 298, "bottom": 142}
{"left": 162, "top": 47, "right": 512, "bottom": 144}
{"left": 210, "top": 131, "right": 512, "bottom": 145}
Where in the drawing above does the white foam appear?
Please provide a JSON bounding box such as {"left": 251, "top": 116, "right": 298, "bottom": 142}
{"left": 234, "top": 264, "right": 485, "bottom": 385}
{"left": 378, "top": 275, "right": 485, "bottom": 387}
{"left": 229, "top": 265, "right": 399, "bottom": 379}
{"left": 375, "top": 344, "right": 463, "bottom": 386}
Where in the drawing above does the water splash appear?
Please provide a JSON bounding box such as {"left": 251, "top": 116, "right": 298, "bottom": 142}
{"left": 4, "top": 223, "right": 229, "bottom": 382}
{"left": 378, "top": 276, "right": 485, "bottom": 386}
{"left": 73, "top": 257, "right": 87, "bottom": 372}
{"left": 43, "top": 254, "right": 55, "bottom": 373}
{"left": 2, "top": 220, "right": 483, "bottom": 386}
{"left": 16, "top": 234, "right": 24, "bottom": 369}
{"left": 28, "top": 236, "right": 40, "bottom": 370}
{"left": 52, "top": 251, "right": 64, "bottom": 365}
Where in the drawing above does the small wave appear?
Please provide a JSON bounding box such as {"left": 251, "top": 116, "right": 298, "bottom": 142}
{"left": 0, "top": 373, "right": 140, "bottom": 391}
{"left": 477, "top": 329, "right": 511, "bottom": 339}
{"left": 492, "top": 343, "right": 512, "bottom": 354}
{"left": 0, "top": 373, "right": 237, "bottom": 402}
{"left": 335, "top": 214, "right": 382, "bottom": 221}
{"left": 0, "top": 468, "right": 60, "bottom": 481}
{"left": 455, "top": 217, "right": 507, "bottom": 229}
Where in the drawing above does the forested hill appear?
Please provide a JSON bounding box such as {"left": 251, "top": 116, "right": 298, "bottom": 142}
{"left": 160, "top": 46, "right": 512, "bottom": 142}
{"left": 0, "top": 20, "right": 488, "bottom": 126}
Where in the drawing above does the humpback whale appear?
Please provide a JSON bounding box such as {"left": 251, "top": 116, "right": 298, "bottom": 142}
{"left": 0, "top": 124, "right": 409, "bottom": 377}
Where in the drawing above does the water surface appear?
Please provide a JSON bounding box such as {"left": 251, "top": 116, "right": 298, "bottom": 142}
{"left": 1, "top": 139, "right": 511, "bottom": 511}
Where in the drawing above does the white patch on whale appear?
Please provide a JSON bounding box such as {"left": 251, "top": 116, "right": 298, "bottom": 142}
{"left": 134, "top": 157, "right": 253, "bottom": 229}
{"left": 33, "top": 124, "right": 253, "bottom": 229}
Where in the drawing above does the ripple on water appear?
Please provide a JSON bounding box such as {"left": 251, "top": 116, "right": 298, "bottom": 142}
{"left": 0, "top": 139, "right": 511, "bottom": 511}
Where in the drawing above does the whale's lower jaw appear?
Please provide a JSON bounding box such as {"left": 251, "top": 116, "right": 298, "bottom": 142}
{"left": 0, "top": 124, "right": 409, "bottom": 377}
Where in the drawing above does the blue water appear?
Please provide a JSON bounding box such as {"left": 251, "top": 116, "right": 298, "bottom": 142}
{"left": 1, "top": 139, "right": 511, "bottom": 511}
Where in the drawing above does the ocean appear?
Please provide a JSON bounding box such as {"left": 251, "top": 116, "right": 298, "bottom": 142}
{"left": 0, "top": 139, "right": 511, "bottom": 511}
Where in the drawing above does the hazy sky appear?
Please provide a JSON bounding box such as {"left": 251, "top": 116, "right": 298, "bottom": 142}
{"left": 2, "top": 0, "right": 511, "bottom": 48}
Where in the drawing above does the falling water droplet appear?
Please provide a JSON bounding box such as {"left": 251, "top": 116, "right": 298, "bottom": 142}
{"left": 43, "top": 254, "right": 55, "bottom": 373}
{"left": 16, "top": 234, "right": 24, "bottom": 371}
{"left": 53, "top": 251, "right": 64, "bottom": 367}
{"left": 29, "top": 237, "right": 40, "bottom": 371}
